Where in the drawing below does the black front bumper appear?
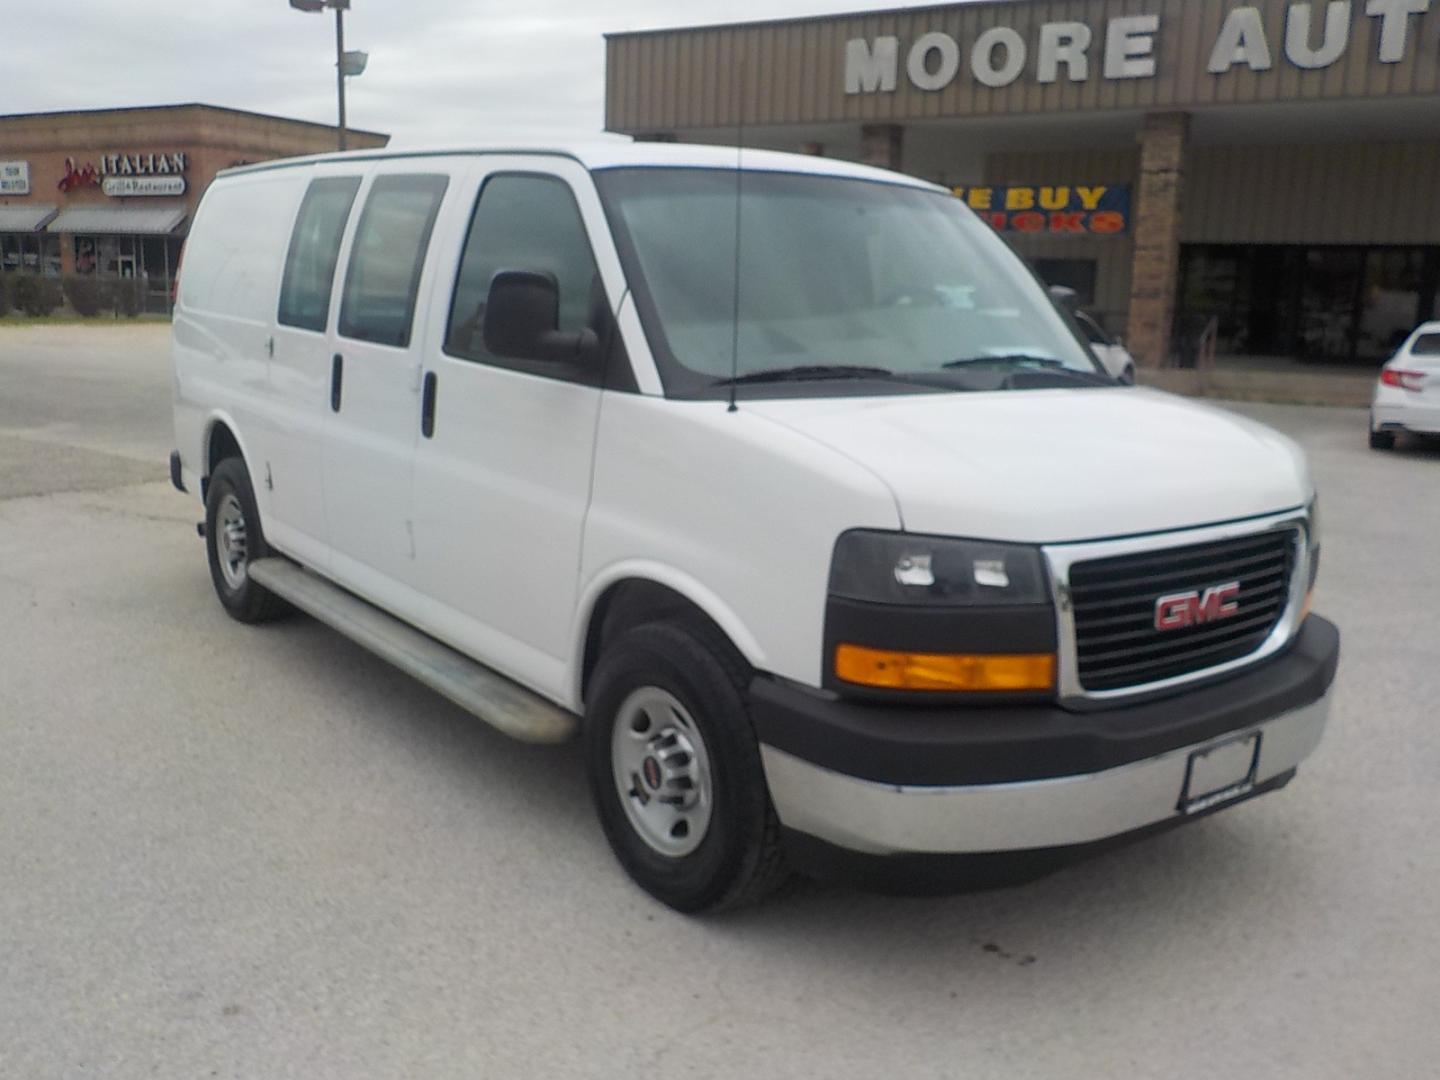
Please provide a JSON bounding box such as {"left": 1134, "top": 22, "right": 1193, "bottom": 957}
{"left": 750, "top": 615, "right": 1340, "bottom": 788}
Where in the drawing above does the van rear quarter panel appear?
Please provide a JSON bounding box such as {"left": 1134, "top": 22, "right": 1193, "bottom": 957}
{"left": 578, "top": 394, "right": 902, "bottom": 698}
{"left": 172, "top": 171, "right": 308, "bottom": 515}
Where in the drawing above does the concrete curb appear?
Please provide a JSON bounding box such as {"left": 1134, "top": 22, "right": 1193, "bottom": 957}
{"left": 1138, "top": 368, "right": 1373, "bottom": 408}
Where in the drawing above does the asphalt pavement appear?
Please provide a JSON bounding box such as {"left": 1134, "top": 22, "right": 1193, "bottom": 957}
{"left": 1, "top": 324, "right": 1437, "bottom": 1079}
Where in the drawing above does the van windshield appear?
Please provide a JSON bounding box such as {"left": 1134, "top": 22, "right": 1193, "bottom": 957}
{"left": 595, "top": 167, "right": 1106, "bottom": 399}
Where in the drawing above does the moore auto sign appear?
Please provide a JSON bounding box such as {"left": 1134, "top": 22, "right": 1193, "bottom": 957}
{"left": 845, "top": 0, "right": 1432, "bottom": 93}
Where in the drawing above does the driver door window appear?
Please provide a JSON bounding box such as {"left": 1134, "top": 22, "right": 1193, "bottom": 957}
{"left": 444, "top": 173, "right": 604, "bottom": 377}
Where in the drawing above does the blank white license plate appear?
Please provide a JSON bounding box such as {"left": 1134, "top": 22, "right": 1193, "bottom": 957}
{"left": 1180, "top": 732, "right": 1261, "bottom": 814}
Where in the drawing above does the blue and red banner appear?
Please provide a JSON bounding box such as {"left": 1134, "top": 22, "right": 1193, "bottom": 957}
{"left": 952, "top": 184, "right": 1131, "bottom": 235}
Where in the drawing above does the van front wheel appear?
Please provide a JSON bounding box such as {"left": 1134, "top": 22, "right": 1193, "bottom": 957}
{"left": 204, "top": 457, "right": 287, "bottom": 624}
{"left": 585, "top": 622, "right": 788, "bottom": 913}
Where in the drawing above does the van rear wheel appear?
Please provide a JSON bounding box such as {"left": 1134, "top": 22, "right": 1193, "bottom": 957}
{"left": 585, "top": 622, "right": 788, "bottom": 913}
{"left": 204, "top": 457, "right": 287, "bottom": 623}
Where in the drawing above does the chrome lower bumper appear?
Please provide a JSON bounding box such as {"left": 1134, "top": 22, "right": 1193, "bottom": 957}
{"left": 760, "top": 691, "right": 1332, "bottom": 857}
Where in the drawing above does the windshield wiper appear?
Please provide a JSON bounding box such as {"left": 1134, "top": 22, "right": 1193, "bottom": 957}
{"left": 943, "top": 353, "right": 1067, "bottom": 370}
{"left": 714, "top": 364, "right": 911, "bottom": 387}
{"left": 943, "top": 353, "right": 1116, "bottom": 388}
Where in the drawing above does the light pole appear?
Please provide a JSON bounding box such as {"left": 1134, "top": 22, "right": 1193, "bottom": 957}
{"left": 289, "top": 0, "right": 367, "bottom": 151}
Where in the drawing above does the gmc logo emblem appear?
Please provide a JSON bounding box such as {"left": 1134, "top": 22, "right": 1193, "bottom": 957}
{"left": 1154, "top": 582, "right": 1242, "bottom": 632}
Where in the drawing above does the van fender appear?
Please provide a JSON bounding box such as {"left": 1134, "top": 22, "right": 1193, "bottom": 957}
{"left": 200, "top": 409, "right": 256, "bottom": 495}
{"left": 570, "top": 560, "right": 769, "bottom": 708}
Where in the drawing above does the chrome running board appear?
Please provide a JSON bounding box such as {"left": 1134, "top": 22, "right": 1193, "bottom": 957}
{"left": 247, "top": 558, "right": 579, "bottom": 744}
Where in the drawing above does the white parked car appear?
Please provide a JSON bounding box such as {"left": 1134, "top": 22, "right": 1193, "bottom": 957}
{"left": 170, "top": 143, "right": 1337, "bottom": 912}
{"left": 1045, "top": 287, "right": 1135, "bottom": 384}
{"left": 1371, "top": 321, "right": 1440, "bottom": 450}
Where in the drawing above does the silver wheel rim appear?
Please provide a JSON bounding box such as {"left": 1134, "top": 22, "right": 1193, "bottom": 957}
{"left": 611, "top": 687, "right": 714, "bottom": 858}
{"left": 217, "top": 493, "right": 249, "bottom": 591}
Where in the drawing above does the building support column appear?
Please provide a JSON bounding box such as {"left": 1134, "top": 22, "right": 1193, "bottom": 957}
{"left": 859, "top": 124, "right": 903, "bottom": 171}
{"left": 1126, "top": 112, "right": 1189, "bottom": 369}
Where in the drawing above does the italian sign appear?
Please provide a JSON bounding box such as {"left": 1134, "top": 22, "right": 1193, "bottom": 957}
{"left": 59, "top": 152, "right": 189, "bottom": 195}
{"left": 952, "top": 184, "right": 1131, "bottom": 235}
{"left": 102, "top": 176, "right": 188, "bottom": 197}
{"left": 0, "top": 161, "right": 30, "bottom": 195}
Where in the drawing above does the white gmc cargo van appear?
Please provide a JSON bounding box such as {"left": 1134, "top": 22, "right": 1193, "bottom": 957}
{"left": 171, "top": 143, "right": 1338, "bottom": 912}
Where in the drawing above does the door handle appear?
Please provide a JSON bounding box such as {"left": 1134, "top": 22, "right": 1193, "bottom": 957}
{"left": 421, "top": 371, "right": 438, "bottom": 438}
{"left": 331, "top": 354, "right": 344, "bottom": 412}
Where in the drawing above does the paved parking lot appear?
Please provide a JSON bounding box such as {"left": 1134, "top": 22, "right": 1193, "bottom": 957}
{"left": 2, "top": 324, "right": 1437, "bottom": 1079}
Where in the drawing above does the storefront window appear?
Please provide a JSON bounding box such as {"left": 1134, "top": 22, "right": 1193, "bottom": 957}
{"left": 1178, "top": 248, "right": 1254, "bottom": 354}
{"left": 75, "top": 235, "right": 143, "bottom": 278}
{"left": 74, "top": 236, "right": 98, "bottom": 274}
{"left": 1181, "top": 245, "right": 1440, "bottom": 366}
{"left": 1358, "top": 250, "right": 1429, "bottom": 360}
{"left": 1297, "top": 249, "right": 1364, "bottom": 360}
{"left": 0, "top": 232, "right": 61, "bottom": 277}
{"left": 70, "top": 233, "right": 183, "bottom": 311}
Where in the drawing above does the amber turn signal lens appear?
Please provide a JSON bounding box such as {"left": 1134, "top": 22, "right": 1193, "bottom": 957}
{"left": 834, "top": 645, "right": 1056, "bottom": 692}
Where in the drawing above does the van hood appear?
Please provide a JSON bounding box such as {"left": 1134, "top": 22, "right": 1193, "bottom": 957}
{"left": 746, "top": 387, "right": 1312, "bottom": 543}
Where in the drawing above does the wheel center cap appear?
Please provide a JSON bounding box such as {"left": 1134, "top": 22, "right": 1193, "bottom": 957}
{"left": 641, "top": 756, "right": 662, "bottom": 790}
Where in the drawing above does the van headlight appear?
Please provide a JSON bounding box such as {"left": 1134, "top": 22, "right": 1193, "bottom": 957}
{"left": 827, "top": 531, "right": 1055, "bottom": 693}
{"left": 828, "top": 530, "right": 1049, "bottom": 607}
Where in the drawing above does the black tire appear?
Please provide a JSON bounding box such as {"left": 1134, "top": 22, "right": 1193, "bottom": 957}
{"left": 1369, "top": 423, "right": 1396, "bottom": 451}
{"left": 584, "top": 622, "right": 789, "bottom": 913}
{"left": 204, "top": 457, "right": 288, "bottom": 624}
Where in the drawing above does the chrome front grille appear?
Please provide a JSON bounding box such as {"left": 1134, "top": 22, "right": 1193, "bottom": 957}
{"left": 1065, "top": 527, "right": 1300, "bottom": 693}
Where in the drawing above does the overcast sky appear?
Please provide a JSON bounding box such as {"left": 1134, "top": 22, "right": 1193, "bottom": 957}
{"left": 6, "top": 0, "right": 958, "bottom": 144}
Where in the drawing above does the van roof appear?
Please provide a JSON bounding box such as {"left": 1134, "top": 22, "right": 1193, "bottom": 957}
{"left": 218, "top": 140, "right": 942, "bottom": 190}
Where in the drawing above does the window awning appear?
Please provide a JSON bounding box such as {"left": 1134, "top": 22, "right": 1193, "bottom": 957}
{"left": 47, "top": 202, "right": 187, "bottom": 236}
{"left": 0, "top": 204, "right": 59, "bottom": 232}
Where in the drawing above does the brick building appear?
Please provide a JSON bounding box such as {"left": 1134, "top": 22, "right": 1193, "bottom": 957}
{"left": 0, "top": 104, "right": 387, "bottom": 312}
{"left": 606, "top": 0, "right": 1440, "bottom": 369}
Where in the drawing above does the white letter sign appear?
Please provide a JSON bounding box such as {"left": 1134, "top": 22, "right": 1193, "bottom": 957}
{"left": 907, "top": 32, "right": 962, "bottom": 91}
{"left": 1208, "top": 7, "right": 1275, "bottom": 73}
{"left": 1037, "top": 22, "right": 1093, "bottom": 83}
{"left": 971, "top": 26, "right": 1027, "bottom": 87}
{"left": 1285, "top": 2, "right": 1352, "bottom": 69}
{"left": 845, "top": 36, "right": 899, "bottom": 94}
{"left": 1365, "top": 0, "right": 1430, "bottom": 63}
{"left": 1104, "top": 15, "right": 1161, "bottom": 79}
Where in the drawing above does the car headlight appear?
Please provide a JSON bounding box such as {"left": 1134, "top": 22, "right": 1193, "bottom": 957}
{"left": 826, "top": 531, "right": 1055, "bottom": 693}
{"left": 828, "top": 530, "right": 1050, "bottom": 607}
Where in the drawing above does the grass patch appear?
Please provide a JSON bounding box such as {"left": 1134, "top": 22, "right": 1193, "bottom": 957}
{"left": 0, "top": 313, "right": 172, "bottom": 327}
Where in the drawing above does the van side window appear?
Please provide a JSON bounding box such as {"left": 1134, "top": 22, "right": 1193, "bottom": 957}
{"left": 338, "top": 174, "right": 449, "bottom": 348}
{"left": 278, "top": 177, "right": 361, "bottom": 332}
{"left": 445, "top": 174, "right": 604, "bottom": 366}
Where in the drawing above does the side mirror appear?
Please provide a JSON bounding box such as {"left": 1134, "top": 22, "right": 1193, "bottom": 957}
{"left": 1047, "top": 284, "right": 1080, "bottom": 313}
{"left": 482, "top": 269, "right": 598, "bottom": 363}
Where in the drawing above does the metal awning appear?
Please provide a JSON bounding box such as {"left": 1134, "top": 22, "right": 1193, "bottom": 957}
{"left": 0, "top": 204, "right": 58, "bottom": 232}
{"left": 47, "top": 202, "right": 187, "bottom": 236}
